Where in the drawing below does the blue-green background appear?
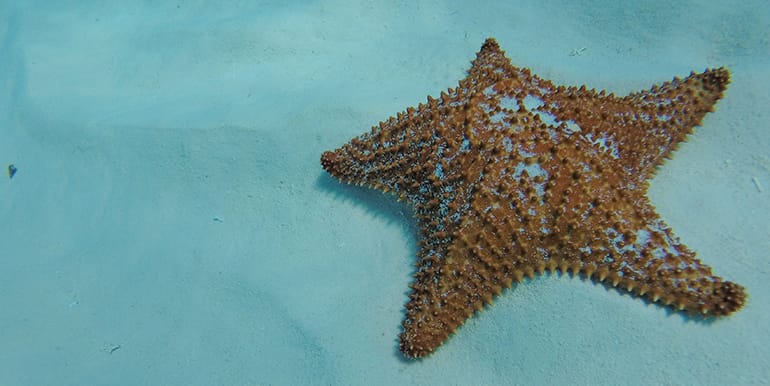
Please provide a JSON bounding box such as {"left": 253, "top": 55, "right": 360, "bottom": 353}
{"left": 1, "top": 1, "right": 767, "bottom": 385}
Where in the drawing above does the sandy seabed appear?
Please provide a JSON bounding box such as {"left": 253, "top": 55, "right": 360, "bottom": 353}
{"left": 1, "top": 1, "right": 768, "bottom": 385}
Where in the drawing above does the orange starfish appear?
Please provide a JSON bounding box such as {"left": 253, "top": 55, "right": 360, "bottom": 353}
{"left": 321, "top": 38, "right": 746, "bottom": 359}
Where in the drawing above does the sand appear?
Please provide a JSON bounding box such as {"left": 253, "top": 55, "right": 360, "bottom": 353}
{"left": 1, "top": 1, "right": 768, "bottom": 385}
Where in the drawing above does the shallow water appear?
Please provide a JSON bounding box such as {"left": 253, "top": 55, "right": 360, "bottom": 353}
{"left": 1, "top": 1, "right": 768, "bottom": 385}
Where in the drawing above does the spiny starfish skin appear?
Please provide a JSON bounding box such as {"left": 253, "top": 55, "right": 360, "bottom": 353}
{"left": 321, "top": 38, "right": 746, "bottom": 359}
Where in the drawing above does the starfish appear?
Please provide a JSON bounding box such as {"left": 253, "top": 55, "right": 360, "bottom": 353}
{"left": 321, "top": 38, "right": 746, "bottom": 359}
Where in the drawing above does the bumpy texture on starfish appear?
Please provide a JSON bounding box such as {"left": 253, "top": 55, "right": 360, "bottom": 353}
{"left": 321, "top": 38, "right": 746, "bottom": 359}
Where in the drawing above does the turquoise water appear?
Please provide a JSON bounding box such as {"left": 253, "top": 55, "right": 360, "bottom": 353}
{"left": 1, "top": 1, "right": 767, "bottom": 385}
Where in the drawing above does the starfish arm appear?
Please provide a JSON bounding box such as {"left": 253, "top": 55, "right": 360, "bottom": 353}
{"left": 527, "top": 145, "right": 748, "bottom": 317}
{"left": 590, "top": 225, "right": 747, "bottom": 317}
{"left": 400, "top": 213, "right": 525, "bottom": 359}
{"left": 321, "top": 84, "right": 484, "bottom": 204}
{"left": 537, "top": 68, "right": 730, "bottom": 186}
{"left": 565, "top": 196, "right": 747, "bottom": 317}
{"left": 320, "top": 117, "right": 436, "bottom": 199}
